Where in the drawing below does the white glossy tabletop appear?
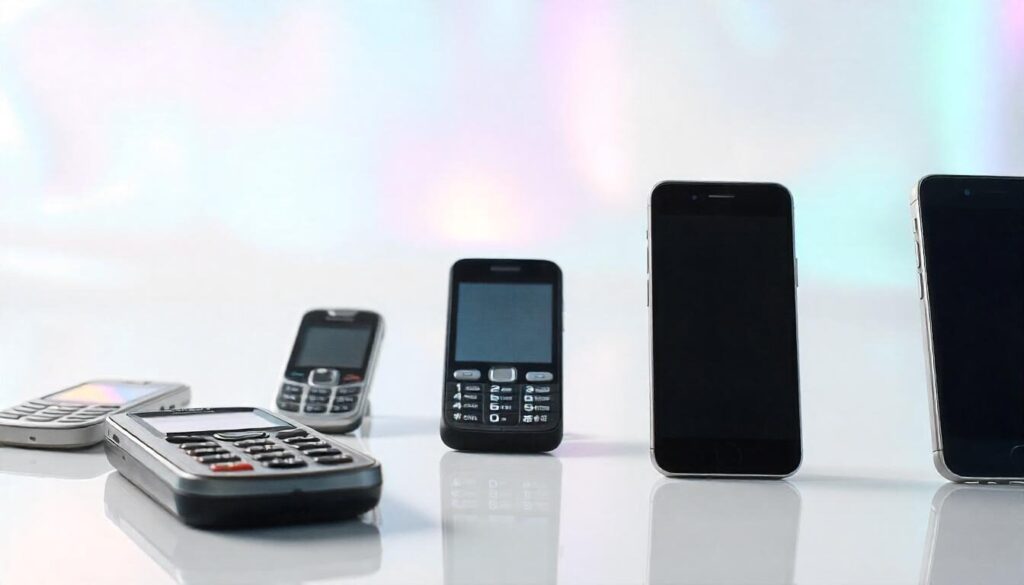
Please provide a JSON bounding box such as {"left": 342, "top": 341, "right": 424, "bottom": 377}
{"left": 1, "top": 417, "right": 1019, "bottom": 585}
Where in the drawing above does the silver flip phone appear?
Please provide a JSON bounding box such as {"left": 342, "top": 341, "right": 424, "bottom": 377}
{"left": 0, "top": 380, "right": 189, "bottom": 449}
{"left": 274, "top": 309, "right": 384, "bottom": 433}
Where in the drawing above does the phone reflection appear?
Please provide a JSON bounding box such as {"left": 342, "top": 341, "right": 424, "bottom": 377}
{"left": 0, "top": 444, "right": 110, "bottom": 479}
{"left": 921, "top": 484, "right": 1024, "bottom": 584}
{"left": 103, "top": 473, "right": 381, "bottom": 585}
{"left": 441, "top": 452, "right": 562, "bottom": 585}
{"left": 647, "top": 480, "right": 801, "bottom": 585}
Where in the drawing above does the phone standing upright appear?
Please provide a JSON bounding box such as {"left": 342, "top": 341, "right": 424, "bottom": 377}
{"left": 440, "top": 259, "right": 563, "bottom": 453}
{"left": 913, "top": 175, "right": 1024, "bottom": 481}
{"left": 274, "top": 309, "right": 384, "bottom": 433}
{"left": 648, "top": 181, "right": 802, "bottom": 478}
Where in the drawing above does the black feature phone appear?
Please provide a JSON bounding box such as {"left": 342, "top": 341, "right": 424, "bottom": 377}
{"left": 440, "top": 259, "right": 563, "bottom": 453}
{"left": 649, "top": 181, "right": 802, "bottom": 477}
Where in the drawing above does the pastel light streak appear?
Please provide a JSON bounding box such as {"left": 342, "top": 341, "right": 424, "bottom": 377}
{"left": 544, "top": 1, "right": 632, "bottom": 205}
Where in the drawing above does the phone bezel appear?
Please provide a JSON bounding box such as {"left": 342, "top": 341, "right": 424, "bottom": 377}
{"left": 648, "top": 181, "right": 802, "bottom": 478}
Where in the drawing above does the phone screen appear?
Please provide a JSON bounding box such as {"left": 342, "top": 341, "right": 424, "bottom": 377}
{"left": 45, "top": 382, "right": 164, "bottom": 405}
{"left": 293, "top": 326, "right": 373, "bottom": 369}
{"left": 920, "top": 176, "right": 1024, "bottom": 477}
{"left": 141, "top": 410, "right": 285, "bottom": 435}
{"left": 454, "top": 283, "right": 553, "bottom": 364}
{"left": 650, "top": 183, "right": 801, "bottom": 475}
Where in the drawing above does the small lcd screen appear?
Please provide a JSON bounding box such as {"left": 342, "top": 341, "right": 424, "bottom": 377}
{"left": 293, "top": 326, "right": 372, "bottom": 369}
{"left": 143, "top": 411, "right": 283, "bottom": 435}
{"left": 45, "top": 382, "right": 161, "bottom": 405}
{"left": 454, "top": 283, "right": 553, "bottom": 363}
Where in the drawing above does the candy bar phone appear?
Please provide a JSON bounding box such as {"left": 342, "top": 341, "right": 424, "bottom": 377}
{"left": 440, "top": 259, "right": 563, "bottom": 452}
{"left": 104, "top": 407, "right": 382, "bottom": 528}
{"left": 275, "top": 309, "right": 384, "bottom": 433}
{"left": 0, "top": 380, "right": 190, "bottom": 449}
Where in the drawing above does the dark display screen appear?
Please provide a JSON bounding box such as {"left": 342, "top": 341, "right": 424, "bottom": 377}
{"left": 651, "top": 184, "right": 800, "bottom": 474}
{"left": 921, "top": 177, "right": 1024, "bottom": 476}
{"left": 294, "top": 326, "right": 373, "bottom": 369}
{"left": 454, "top": 283, "right": 553, "bottom": 364}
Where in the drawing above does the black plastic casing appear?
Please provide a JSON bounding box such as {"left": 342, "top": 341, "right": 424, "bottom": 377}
{"left": 440, "top": 259, "right": 563, "bottom": 453}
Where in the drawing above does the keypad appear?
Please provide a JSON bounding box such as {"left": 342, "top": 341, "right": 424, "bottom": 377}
{"left": 163, "top": 428, "right": 357, "bottom": 472}
{"left": 0, "top": 401, "right": 117, "bottom": 424}
{"left": 444, "top": 381, "right": 559, "bottom": 427}
{"left": 277, "top": 380, "right": 363, "bottom": 416}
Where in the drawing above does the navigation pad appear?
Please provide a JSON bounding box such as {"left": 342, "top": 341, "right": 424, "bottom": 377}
{"left": 444, "top": 382, "right": 559, "bottom": 428}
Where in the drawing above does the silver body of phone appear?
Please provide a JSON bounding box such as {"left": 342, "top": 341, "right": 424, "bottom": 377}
{"left": 273, "top": 309, "right": 385, "bottom": 434}
{"left": 0, "top": 380, "right": 190, "bottom": 449}
{"left": 910, "top": 183, "right": 962, "bottom": 481}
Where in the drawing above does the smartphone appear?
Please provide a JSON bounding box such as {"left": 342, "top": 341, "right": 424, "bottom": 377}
{"left": 440, "top": 259, "right": 563, "bottom": 453}
{"left": 441, "top": 452, "right": 562, "bottom": 585}
{"left": 921, "top": 484, "right": 1024, "bottom": 584}
{"left": 105, "top": 407, "right": 382, "bottom": 527}
{"left": 275, "top": 309, "right": 384, "bottom": 433}
{"left": 913, "top": 175, "right": 1024, "bottom": 481}
{"left": 647, "top": 480, "right": 800, "bottom": 585}
{"left": 0, "top": 380, "right": 190, "bottom": 449}
{"left": 649, "top": 181, "right": 802, "bottom": 477}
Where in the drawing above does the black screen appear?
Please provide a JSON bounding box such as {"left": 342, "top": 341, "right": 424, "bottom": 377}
{"left": 651, "top": 183, "right": 800, "bottom": 474}
{"left": 921, "top": 177, "right": 1024, "bottom": 476}
{"left": 454, "top": 283, "right": 553, "bottom": 363}
{"left": 294, "top": 326, "right": 372, "bottom": 369}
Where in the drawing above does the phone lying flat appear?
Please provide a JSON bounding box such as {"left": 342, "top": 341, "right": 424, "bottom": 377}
{"left": 105, "top": 407, "right": 382, "bottom": 528}
{"left": 275, "top": 309, "right": 384, "bottom": 433}
{"left": 440, "top": 259, "right": 563, "bottom": 453}
{"left": 0, "top": 380, "right": 190, "bottom": 449}
{"left": 649, "top": 181, "right": 802, "bottom": 478}
{"left": 913, "top": 175, "right": 1024, "bottom": 481}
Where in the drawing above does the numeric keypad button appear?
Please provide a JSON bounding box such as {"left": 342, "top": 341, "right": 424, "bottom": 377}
{"left": 277, "top": 398, "right": 300, "bottom": 412}
{"left": 335, "top": 386, "right": 361, "bottom": 396}
{"left": 304, "top": 403, "right": 327, "bottom": 414}
{"left": 330, "top": 402, "right": 355, "bottom": 413}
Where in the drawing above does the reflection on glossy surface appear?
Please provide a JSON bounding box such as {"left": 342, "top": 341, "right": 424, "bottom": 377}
{"left": 648, "top": 480, "right": 801, "bottom": 585}
{"left": 0, "top": 444, "right": 110, "bottom": 480}
{"left": 103, "top": 473, "right": 382, "bottom": 585}
{"left": 922, "top": 484, "right": 1024, "bottom": 585}
{"left": 441, "top": 452, "right": 562, "bottom": 585}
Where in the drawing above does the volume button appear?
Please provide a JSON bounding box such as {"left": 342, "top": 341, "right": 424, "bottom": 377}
{"left": 918, "top": 272, "right": 924, "bottom": 300}
{"left": 647, "top": 279, "right": 650, "bottom": 307}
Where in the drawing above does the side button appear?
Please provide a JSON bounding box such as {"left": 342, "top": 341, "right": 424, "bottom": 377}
{"left": 918, "top": 272, "right": 924, "bottom": 300}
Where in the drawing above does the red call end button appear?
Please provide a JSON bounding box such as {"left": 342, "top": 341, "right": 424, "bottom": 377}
{"left": 209, "top": 462, "right": 253, "bottom": 472}
{"left": 342, "top": 374, "right": 362, "bottom": 382}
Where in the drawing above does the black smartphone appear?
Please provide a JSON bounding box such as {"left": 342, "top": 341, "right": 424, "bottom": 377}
{"left": 913, "top": 175, "right": 1024, "bottom": 481}
{"left": 649, "top": 181, "right": 801, "bottom": 477}
{"left": 440, "top": 259, "right": 563, "bottom": 453}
